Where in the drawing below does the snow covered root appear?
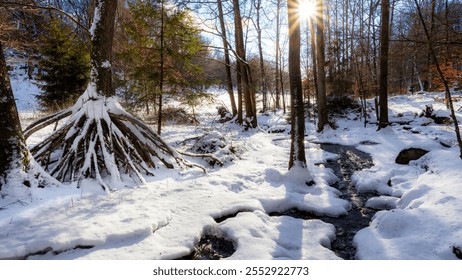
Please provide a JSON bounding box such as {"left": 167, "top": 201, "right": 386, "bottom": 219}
{"left": 24, "top": 86, "right": 204, "bottom": 190}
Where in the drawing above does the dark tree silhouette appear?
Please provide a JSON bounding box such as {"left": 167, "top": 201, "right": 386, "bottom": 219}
{"left": 0, "top": 41, "right": 29, "bottom": 191}
{"left": 378, "top": 0, "right": 390, "bottom": 129}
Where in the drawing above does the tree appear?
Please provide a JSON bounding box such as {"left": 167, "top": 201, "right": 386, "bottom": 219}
{"left": 315, "top": 0, "right": 328, "bottom": 131}
{"left": 0, "top": 40, "right": 57, "bottom": 196}
{"left": 378, "top": 0, "right": 390, "bottom": 129}
{"left": 217, "top": 0, "right": 237, "bottom": 116}
{"left": 0, "top": 40, "right": 30, "bottom": 191}
{"left": 414, "top": 0, "right": 462, "bottom": 159}
{"left": 36, "top": 17, "right": 90, "bottom": 111}
{"left": 232, "top": 0, "right": 257, "bottom": 128}
{"left": 287, "top": 0, "right": 307, "bottom": 169}
{"left": 274, "top": 0, "right": 282, "bottom": 110}
{"left": 253, "top": 0, "right": 268, "bottom": 112}
{"left": 24, "top": 0, "right": 203, "bottom": 190}
{"left": 116, "top": 0, "right": 208, "bottom": 131}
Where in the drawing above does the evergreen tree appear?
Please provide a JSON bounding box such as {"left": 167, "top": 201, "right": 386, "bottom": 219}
{"left": 116, "top": 0, "right": 208, "bottom": 115}
{"left": 37, "top": 18, "right": 90, "bottom": 111}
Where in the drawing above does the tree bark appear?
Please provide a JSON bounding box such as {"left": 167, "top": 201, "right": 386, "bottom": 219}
{"left": 315, "top": 0, "right": 328, "bottom": 131}
{"left": 378, "top": 0, "right": 390, "bottom": 129}
{"left": 275, "top": 0, "right": 281, "bottom": 110}
{"left": 0, "top": 41, "right": 29, "bottom": 189}
{"left": 90, "top": 0, "right": 117, "bottom": 98}
{"left": 309, "top": 17, "right": 318, "bottom": 112}
{"left": 217, "top": 0, "right": 237, "bottom": 116}
{"left": 255, "top": 0, "right": 267, "bottom": 112}
{"left": 232, "top": 0, "right": 257, "bottom": 128}
{"left": 157, "top": 0, "right": 165, "bottom": 135}
{"left": 287, "top": 0, "right": 306, "bottom": 169}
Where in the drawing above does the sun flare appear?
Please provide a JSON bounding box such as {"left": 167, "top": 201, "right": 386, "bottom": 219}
{"left": 299, "top": 0, "right": 317, "bottom": 20}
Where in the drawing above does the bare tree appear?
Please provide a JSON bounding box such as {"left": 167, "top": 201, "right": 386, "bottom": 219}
{"left": 274, "top": 0, "right": 282, "bottom": 110}
{"left": 315, "top": 0, "right": 328, "bottom": 131}
{"left": 232, "top": 0, "right": 257, "bottom": 128}
{"left": 217, "top": 0, "right": 237, "bottom": 116}
{"left": 253, "top": 0, "right": 268, "bottom": 112}
{"left": 157, "top": 0, "right": 165, "bottom": 134}
{"left": 378, "top": 0, "right": 390, "bottom": 129}
{"left": 414, "top": 0, "right": 462, "bottom": 159}
{"left": 287, "top": 0, "right": 307, "bottom": 169}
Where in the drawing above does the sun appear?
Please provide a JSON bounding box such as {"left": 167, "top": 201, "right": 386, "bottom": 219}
{"left": 299, "top": 0, "right": 317, "bottom": 20}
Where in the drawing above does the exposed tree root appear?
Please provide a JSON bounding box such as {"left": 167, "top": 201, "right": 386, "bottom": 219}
{"left": 25, "top": 87, "right": 207, "bottom": 190}
{"left": 24, "top": 108, "right": 72, "bottom": 140}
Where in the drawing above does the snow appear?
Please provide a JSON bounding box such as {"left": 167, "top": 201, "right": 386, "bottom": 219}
{"left": 101, "top": 60, "right": 111, "bottom": 68}
{"left": 219, "top": 210, "right": 339, "bottom": 259}
{"left": 2, "top": 80, "right": 462, "bottom": 260}
{"left": 89, "top": 0, "right": 102, "bottom": 38}
{"left": 8, "top": 62, "right": 41, "bottom": 114}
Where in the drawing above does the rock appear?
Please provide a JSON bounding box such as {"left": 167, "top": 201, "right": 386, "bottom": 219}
{"left": 216, "top": 106, "right": 233, "bottom": 123}
{"left": 420, "top": 104, "right": 452, "bottom": 125}
{"left": 395, "top": 148, "right": 429, "bottom": 164}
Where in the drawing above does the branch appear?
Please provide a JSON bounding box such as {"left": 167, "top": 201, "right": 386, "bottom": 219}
{"left": 0, "top": 1, "right": 90, "bottom": 37}
{"left": 177, "top": 150, "right": 224, "bottom": 166}
{"left": 23, "top": 108, "right": 72, "bottom": 140}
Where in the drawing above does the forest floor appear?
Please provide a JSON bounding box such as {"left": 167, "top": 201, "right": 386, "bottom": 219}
{"left": 1, "top": 71, "right": 462, "bottom": 259}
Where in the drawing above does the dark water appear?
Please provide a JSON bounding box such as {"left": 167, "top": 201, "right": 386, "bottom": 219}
{"left": 270, "top": 143, "right": 377, "bottom": 259}
{"left": 318, "top": 143, "right": 376, "bottom": 259}
{"left": 176, "top": 235, "right": 235, "bottom": 260}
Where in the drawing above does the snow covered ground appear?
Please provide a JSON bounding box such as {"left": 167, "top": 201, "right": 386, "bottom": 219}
{"left": 7, "top": 56, "right": 42, "bottom": 115}
{"left": 1, "top": 72, "right": 462, "bottom": 260}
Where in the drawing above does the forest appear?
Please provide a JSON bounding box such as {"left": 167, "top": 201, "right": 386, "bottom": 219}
{"left": 0, "top": 0, "right": 462, "bottom": 261}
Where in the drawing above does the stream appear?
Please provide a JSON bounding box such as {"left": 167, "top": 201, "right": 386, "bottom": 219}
{"left": 180, "top": 143, "right": 377, "bottom": 260}
{"left": 270, "top": 143, "right": 377, "bottom": 259}
{"left": 317, "top": 143, "right": 376, "bottom": 259}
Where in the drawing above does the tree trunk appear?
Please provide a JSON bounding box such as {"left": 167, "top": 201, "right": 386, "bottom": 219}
{"left": 233, "top": 0, "right": 257, "bottom": 128}
{"left": 378, "top": 0, "right": 390, "bottom": 129}
{"left": 275, "top": 0, "right": 281, "bottom": 110}
{"left": 157, "top": 0, "right": 165, "bottom": 135}
{"left": 315, "top": 0, "right": 328, "bottom": 131}
{"left": 309, "top": 17, "right": 318, "bottom": 115}
{"left": 90, "top": 0, "right": 117, "bottom": 98}
{"left": 287, "top": 0, "right": 307, "bottom": 169}
{"left": 255, "top": 0, "right": 267, "bottom": 112}
{"left": 426, "top": 0, "right": 436, "bottom": 92}
{"left": 0, "top": 41, "right": 29, "bottom": 190}
{"left": 217, "top": 0, "right": 237, "bottom": 116}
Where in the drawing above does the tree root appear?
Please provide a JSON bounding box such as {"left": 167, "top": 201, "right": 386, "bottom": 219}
{"left": 24, "top": 92, "right": 210, "bottom": 190}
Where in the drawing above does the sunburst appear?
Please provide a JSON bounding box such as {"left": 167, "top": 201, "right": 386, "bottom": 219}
{"left": 299, "top": 0, "right": 317, "bottom": 20}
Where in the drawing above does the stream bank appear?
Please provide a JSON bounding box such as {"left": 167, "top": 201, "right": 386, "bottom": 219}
{"left": 180, "top": 143, "right": 377, "bottom": 260}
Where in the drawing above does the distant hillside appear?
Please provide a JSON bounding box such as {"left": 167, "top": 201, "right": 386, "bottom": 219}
{"left": 6, "top": 52, "right": 41, "bottom": 113}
